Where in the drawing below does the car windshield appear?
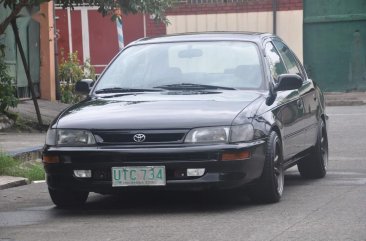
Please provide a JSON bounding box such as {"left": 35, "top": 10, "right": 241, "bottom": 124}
{"left": 94, "top": 41, "right": 265, "bottom": 93}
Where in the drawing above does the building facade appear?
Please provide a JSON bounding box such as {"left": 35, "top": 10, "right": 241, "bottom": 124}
{"left": 55, "top": 0, "right": 303, "bottom": 76}
{"left": 1, "top": 0, "right": 304, "bottom": 101}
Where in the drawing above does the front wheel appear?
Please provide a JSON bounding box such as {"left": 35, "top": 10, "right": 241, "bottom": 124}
{"left": 48, "top": 188, "right": 89, "bottom": 208}
{"left": 248, "top": 131, "right": 284, "bottom": 203}
{"left": 298, "top": 119, "right": 328, "bottom": 179}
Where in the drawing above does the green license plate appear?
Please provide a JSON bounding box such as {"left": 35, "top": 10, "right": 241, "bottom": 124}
{"left": 112, "top": 166, "right": 166, "bottom": 187}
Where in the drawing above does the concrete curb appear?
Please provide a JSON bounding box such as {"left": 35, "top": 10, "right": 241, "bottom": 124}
{"left": 325, "top": 92, "right": 366, "bottom": 106}
{"left": 8, "top": 146, "right": 43, "bottom": 162}
{"left": 326, "top": 100, "right": 365, "bottom": 106}
{"left": 0, "top": 176, "right": 30, "bottom": 190}
{"left": 0, "top": 146, "right": 43, "bottom": 190}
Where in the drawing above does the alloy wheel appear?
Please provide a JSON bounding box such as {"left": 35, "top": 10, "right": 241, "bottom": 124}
{"left": 321, "top": 126, "right": 329, "bottom": 170}
{"left": 273, "top": 139, "right": 284, "bottom": 196}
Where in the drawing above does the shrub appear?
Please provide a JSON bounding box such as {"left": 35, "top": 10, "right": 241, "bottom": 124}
{"left": 58, "top": 51, "right": 96, "bottom": 104}
{"left": 0, "top": 53, "right": 18, "bottom": 113}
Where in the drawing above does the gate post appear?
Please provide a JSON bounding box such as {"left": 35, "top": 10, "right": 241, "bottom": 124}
{"left": 39, "top": 1, "right": 56, "bottom": 101}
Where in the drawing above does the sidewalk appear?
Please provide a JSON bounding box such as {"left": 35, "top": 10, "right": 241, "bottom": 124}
{"left": 1, "top": 100, "right": 69, "bottom": 189}
{"left": 10, "top": 99, "right": 70, "bottom": 126}
{"left": 0, "top": 92, "right": 365, "bottom": 189}
{"left": 325, "top": 92, "right": 366, "bottom": 106}
{"left": 0, "top": 132, "right": 45, "bottom": 161}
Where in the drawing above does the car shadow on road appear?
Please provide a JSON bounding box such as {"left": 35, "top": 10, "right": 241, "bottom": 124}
{"left": 284, "top": 170, "right": 325, "bottom": 187}
{"left": 50, "top": 189, "right": 254, "bottom": 217}
{"left": 47, "top": 172, "right": 320, "bottom": 217}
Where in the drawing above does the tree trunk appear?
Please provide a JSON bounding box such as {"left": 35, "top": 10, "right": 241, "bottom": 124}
{"left": 11, "top": 19, "right": 43, "bottom": 126}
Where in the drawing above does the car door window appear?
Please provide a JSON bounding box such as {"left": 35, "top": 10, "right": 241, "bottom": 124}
{"left": 293, "top": 55, "right": 308, "bottom": 80}
{"left": 273, "top": 40, "right": 302, "bottom": 76}
{"left": 264, "top": 42, "right": 287, "bottom": 81}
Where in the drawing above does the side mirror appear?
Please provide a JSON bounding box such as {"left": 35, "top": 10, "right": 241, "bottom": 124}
{"left": 274, "top": 74, "right": 303, "bottom": 92}
{"left": 75, "top": 79, "right": 94, "bottom": 94}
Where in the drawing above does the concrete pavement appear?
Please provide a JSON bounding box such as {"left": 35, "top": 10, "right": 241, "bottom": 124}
{"left": 10, "top": 99, "right": 69, "bottom": 126}
{"left": 0, "top": 132, "right": 45, "bottom": 154}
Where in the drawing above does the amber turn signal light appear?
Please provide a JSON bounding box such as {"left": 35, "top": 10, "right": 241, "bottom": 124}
{"left": 42, "top": 155, "right": 60, "bottom": 164}
{"left": 221, "top": 150, "right": 251, "bottom": 161}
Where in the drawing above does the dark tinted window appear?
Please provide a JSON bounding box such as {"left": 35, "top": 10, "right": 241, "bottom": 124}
{"left": 265, "top": 42, "right": 286, "bottom": 80}
{"left": 273, "top": 40, "right": 301, "bottom": 76}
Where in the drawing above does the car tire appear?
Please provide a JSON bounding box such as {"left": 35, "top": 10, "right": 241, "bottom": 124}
{"left": 48, "top": 188, "right": 89, "bottom": 208}
{"left": 248, "top": 131, "right": 284, "bottom": 203}
{"left": 298, "top": 119, "right": 328, "bottom": 179}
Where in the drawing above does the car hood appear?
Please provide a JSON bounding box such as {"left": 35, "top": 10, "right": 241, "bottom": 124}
{"left": 56, "top": 91, "right": 264, "bottom": 130}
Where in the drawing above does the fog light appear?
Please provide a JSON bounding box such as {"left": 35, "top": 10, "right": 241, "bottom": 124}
{"left": 73, "top": 170, "right": 92, "bottom": 178}
{"left": 187, "top": 168, "right": 205, "bottom": 177}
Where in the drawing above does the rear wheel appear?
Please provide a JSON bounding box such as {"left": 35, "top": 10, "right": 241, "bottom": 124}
{"left": 249, "top": 131, "right": 284, "bottom": 203}
{"left": 298, "top": 119, "right": 328, "bottom": 179}
{"left": 48, "top": 188, "right": 89, "bottom": 208}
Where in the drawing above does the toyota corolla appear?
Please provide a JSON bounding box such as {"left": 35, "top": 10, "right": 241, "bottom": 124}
{"left": 43, "top": 32, "right": 328, "bottom": 207}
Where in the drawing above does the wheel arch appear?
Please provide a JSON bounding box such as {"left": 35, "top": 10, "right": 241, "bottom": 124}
{"left": 269, "top": 124, "right": 285, "bottom": 159}
{"left": 320, "top": 113, "right": 328, "bottom": 127}
{"left": 270, "top": 125, "right": 282, "bottom": 142}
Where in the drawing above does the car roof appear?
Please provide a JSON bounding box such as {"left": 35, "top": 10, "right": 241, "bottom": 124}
{"left": 130, "top": 32, "right": 274, "bottom": 46}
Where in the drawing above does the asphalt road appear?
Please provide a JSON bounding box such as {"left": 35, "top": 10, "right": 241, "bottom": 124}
{"left": 1, "top": 106, "right": 366, "bottom": 241}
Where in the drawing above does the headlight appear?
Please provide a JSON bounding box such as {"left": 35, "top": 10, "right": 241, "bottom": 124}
{"left": 185, "top": 127, "right": 230, "bottom": 143}
{"left": 46, "top": 129, "right": 96, "bottom": 146}
{"left": 230, "top": 124, "right": 254, "bottom": 143}
{"left": 184, "top": 124, "right": 254, "bottom": 144}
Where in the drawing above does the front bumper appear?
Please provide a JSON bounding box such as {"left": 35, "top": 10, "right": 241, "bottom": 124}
{"left": 43, "top": 141, "right": 266, "bottom": 193}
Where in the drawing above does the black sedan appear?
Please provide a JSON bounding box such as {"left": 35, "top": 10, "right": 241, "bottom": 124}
{"left": 43, "top": 32, "right": 328, "bottom": 207}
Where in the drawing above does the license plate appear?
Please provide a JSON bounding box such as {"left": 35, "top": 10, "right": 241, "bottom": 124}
{"left": 112, "top": 166, "right": 166, "bottom": 187}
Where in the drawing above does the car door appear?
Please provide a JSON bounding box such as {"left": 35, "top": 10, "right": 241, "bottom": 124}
{"left": 273, "top": 39, "right": 318, "bottom": 150}
{"left": 264, "top": 41, "right": 305, "bottom": 160}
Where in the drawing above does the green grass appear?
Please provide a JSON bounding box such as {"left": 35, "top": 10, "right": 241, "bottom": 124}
{"left": 0, "top": 152, "right": 45, "bottom": 181}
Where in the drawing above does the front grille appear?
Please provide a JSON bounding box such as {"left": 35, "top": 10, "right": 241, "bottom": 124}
{"left": 93, "top": 130, "right": 187, "bottom": 145}
{"left": 68, "top": 152, "right": 219, "bottom": 164}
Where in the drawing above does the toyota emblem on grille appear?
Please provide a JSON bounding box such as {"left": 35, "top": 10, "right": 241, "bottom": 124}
{"left": 133, "top": 133, "right": 146, "bottom": 142}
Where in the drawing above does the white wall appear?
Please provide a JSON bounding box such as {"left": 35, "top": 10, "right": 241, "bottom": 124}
{"left": 167, "top": 10, "right": 303, "bottom": 61}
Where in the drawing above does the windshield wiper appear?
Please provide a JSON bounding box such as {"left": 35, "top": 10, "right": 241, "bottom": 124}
{"left": 153, "top": 83, "right": 236, "bottom": 90}
{"left": 95, "top": 87, "right": 162, "bottom": 94}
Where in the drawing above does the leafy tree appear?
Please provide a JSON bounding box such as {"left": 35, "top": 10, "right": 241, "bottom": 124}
{"left": 0, "top": 0, "right": 173, "bottom": 124}
{"left": 0, "top": 55, "right": 18, "bottom": 113}
{"left": 0, "top": 0, "right": 173, "bottom": 35}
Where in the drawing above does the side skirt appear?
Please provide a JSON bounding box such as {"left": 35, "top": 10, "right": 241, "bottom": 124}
{"left": 283, "top": 148, "right": 313, "bottom": 170}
